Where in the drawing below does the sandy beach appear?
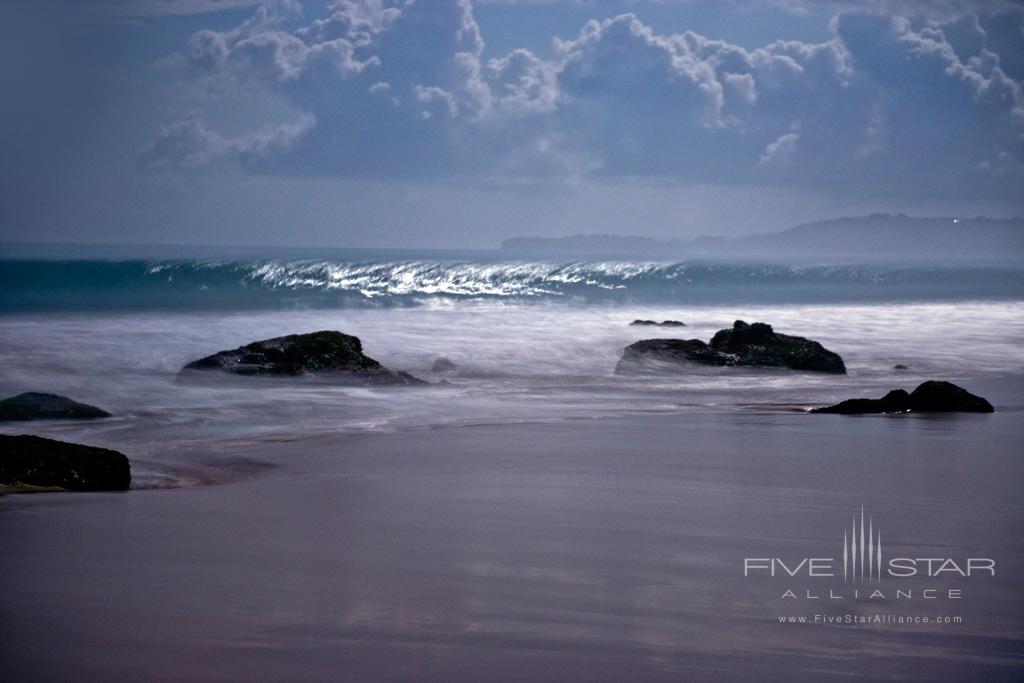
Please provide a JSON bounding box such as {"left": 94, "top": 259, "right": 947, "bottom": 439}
{"left": 3, "top": 376, "right": 1022, "bottom": 682}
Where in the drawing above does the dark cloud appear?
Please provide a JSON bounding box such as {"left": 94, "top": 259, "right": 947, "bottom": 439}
{"left": 139, "top": 0, "right": 1024, "bottom": 201}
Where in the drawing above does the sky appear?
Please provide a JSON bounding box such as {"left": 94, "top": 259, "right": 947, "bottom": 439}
{"left": 1, "top": 0, "right": 1022, "bottom": 249}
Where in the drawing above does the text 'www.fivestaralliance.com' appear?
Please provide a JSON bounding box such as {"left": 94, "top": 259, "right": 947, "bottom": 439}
{"left": 778, "top": 614, "right": 963, "bottom": 625}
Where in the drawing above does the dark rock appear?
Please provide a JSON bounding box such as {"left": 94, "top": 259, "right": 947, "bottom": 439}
{"left": 629, "top": 320, "right": 686, "bottom": 327}
{"left": 431, "top": 357, "right": 457, "bottom": 372}
{"left": 182, "top": 330, "right": 424, "bottom": 385}
{"left": 616, "top": 339, "right": 728, "bottom": 373}
{"left": 812, "top": 381, "right": 993, "bottom": 414}
{"left": 0, "top": 434, "right": 130, "bottom": 491}
{"left": 812, "top": 389, "right": 911, "bottom": 414}
{"left": 708, "top": 321, "right": 846, "bottom": 373}
{"left": 909, "top": 381, "right": 994, "bottom": 413}
{"left": 893, "top": 364, "right": 909, "bottom": 370}
{"left": 0, "top": 392, "right": 111, "bottom": 421}
{"left": 617, "top": 320, "right": 846, "bottom": 374}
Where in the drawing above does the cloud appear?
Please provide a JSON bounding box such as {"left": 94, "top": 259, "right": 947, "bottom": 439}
{"left": 137, "top": 111, "right": 312, "bottom": 170}
{"left": 139, "top": 0, "right": 1024, "bottom": 199}
{"left": 85, "top": 0, "right": 1024, "bottom": 23}
{"left": 759, "top": 131, "right": 799, "bottom": 165}
{"left": 832, "top": 11, "right": 1024, "bottom": 171}
{"left": 186, "top": 6, "right": 380, "bottom": 83}
{"left": 86, "top": 0, "right": 301, "bottom": 18}
{"left": 487, "top": 48, "right": 558, "bottom": 115}
{"left": 759, "top": 0, "right": 1023, "bottom": 18}
{"left": 475, "top": 0, "right": 1022, "bottom": 17}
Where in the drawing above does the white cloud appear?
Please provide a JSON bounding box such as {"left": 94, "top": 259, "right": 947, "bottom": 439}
{"left": 759, "top": 131, "right": 799, "bottom": 165}
{"left": 91, "top": 0, "right": 301, "bottom": 18}
{"left": 487, "top": 49, "right": 558, "bottom": 115}
{"left": 138, "top": 111, "right": 312, "bottom": 170}
{"left": 761, "top": 0, "right": 1022, "bottom": 18}
{"left": 139, "top": 1, "right": 1024, "bottom": 198}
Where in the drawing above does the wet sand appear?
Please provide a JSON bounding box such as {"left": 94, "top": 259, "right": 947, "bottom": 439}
{"left": 2, "top": 380, "right": 1023, "bottom": 682}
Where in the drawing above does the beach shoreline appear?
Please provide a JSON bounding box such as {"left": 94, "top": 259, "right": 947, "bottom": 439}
{"left": 2, "top": 386, "right": 1022, "bottom": 682}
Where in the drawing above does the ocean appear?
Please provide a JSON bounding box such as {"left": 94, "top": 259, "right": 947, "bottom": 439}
{"left": 2, "top": 253, "right": 1022, "bottom": 311}
{"left": 1, "top": 251, "right": 1023, "bottom": 487}
{"left": 2, "top": 249, "right": 1023, "bottom": 680}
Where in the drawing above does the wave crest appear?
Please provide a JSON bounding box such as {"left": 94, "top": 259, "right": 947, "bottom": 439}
{"left": 3, "top": 258, "right": 1021, "bottom": 311}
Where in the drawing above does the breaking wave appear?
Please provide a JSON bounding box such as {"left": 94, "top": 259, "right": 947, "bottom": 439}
{"left": 2, "top": 258, "right": 1022, "bottom": 312}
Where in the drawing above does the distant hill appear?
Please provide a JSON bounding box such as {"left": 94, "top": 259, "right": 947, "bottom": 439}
{"left": 731, "top": 215, "right": 1024, "bottom": 261}
{"left": 500, "top": 214, "right": 1024, "bottom": 263}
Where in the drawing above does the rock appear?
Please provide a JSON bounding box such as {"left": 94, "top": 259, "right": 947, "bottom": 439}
{"left": 0, "top": 392, "right": 111, "bottom": 421}
{"left": 0, "top": 434, "right": 130, "bottom": 491}
{"left": 431, "top": 357, "right": 457, "bottom": 372}
{"left": 893, "top": 364, "right": 909, "bottom": 370}
{"left": 812, "top": 381, "right": 993, "bottom": 414}
{"left": 617, "top": 320, "right": 845, "bottom": 374}
{"left": 909, "top": 380, "right": 994, "bottom": 413}
{"left": 616, "top": 339, "right": 728, "bottom": 373}
{"left": 812, "top": 389, "right": 911, "bottom": 414}
{"left": 629, "top": 320, "right": 686, "bottom": 327}
{"left": 182, "top": 330, "right": 424, "bottom": 385}
{"left": 708, "top": 321, "right": 846, "bottom": 373}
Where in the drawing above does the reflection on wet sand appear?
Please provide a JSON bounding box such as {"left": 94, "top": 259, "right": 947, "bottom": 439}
{"left": 2, "top": 393, "right": 1022, "bottom": 681}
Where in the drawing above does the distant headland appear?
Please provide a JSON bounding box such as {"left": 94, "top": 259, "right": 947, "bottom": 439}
{"left": 500, "top": 214, "right": 1024, "bottom": 263}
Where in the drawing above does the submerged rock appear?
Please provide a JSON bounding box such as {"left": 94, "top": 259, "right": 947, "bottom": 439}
{"left": 0, "top": 434, "right": 130, "bottom": 491}
{"left": 617, "top": 320, "right": 846, "bottom": 374}
{"left": 629, "top": 320, "right": 686, "bottom": 327}
{"left": 182, "top": 330, "right": 424, "bottom": 385}
{"left": 0, "top": 392, "right": 111, "bottom": 421}
{"left": 813, "top": 381, "right": 993, "bottom": 414}
{"left": 431, "top": 357, "right": 457, "bottom": 372}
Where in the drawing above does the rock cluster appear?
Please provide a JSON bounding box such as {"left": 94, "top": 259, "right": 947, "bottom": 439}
{"left": 618, "top": 320, "right": 846, "bottom": 374}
